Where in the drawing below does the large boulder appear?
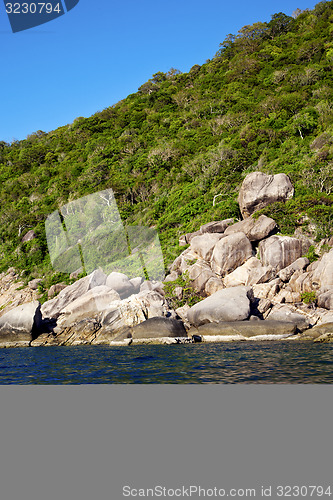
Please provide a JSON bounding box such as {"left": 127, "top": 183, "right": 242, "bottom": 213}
{"left": 129, "top": 317, "right": 187, "bottom": 340}
{"left": 200, "top": 219, "right": 234, "bottom": 234}
{"left": 51, "top": 289, "right": 171, "bottom": 344}
{"left": 170, "top": 247, "right": 199, "bottom": 275}
{"left": 311, "top": 248, "right": 333, "bottom": 291}
{"left": 246, "top": 265, "right": 276, "bottom": 286}
{"left": 191, "top": 320, "right": 297, "bottom": 339}
{"left": 301, "top": 323, "right": 333, "bottom": 340}
{"left": 223, "top": 257, "right": 262, "bottom": 287}
{"left": 106, "top": 272, "right": 135, "bottom": 298}
{"left": 278, "top": 257, "right": 310, "bottom": 282}
{"left": 0, "top": 300, "right": 42, "bottom": 345}
{"left": 187, "top": 286, "right": 252, "bottom": 327}
{"left": 266, "top": 304, "right": 311, "bottom": 331}
{"left": 252, "top": 278, "right": 282, "bottom": 300}
{"left": 129, "top": 277, "right": 144, "bottom": 294}
{"left": 190, "top": 233, "right": 224, "bottom": 261}
{"left": 210, "top": 232, "right": 253, "bottom": 277}
{"left": 224, "top": 215, "right": 277, "bottom": 242}
{"left": 204, "top": 277, "right": 224, "bottom": 296}
{"left": 41, "top": 269, "right": 107, "bottom": 319}
{"left": 259, "top": 235, "right": 304, "bottom": 271}
{"left": 140, "top": 280, "right": 165, "bottom": 296}
{"left": 56, "top": 286, "right": 121, "bottom": 328}
{"left": 238, "top": 172, "right": 294, "bottom": 218}
{"left": 188, "top": 261, "right": 216, "bottom": 292}
{"left": 179, "top": 230, "right": 201, "bottom": 246}
{"left": 289, "top": 271, "right": 314, "bottom": 294}
{"left": 48, "top": 282, "right": 68, "bottom": 299}
{"left": 317, "top": 289, "right": 333, "bottom": 310}
{"left": 95, "top": 290, "right": 170, "bottom": 341}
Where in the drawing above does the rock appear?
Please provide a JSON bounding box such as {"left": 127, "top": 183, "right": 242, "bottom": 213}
{"left": 210, "top": 232, "right": 253, "bottom": 277}
{"left": 274, "top": 289, "right": 301, "bottom": 304}
{"left": 257, "top": 298, "right": 272, "bottom": 314}
{"left": 41, "top": 269, "right": 107, "bottom": 319}
{"left": 28, "top": 278, "right": 43, "bottom": 290}
{"left": 129, "top": 317, "right": 187, "bottom": 339}
{"left": 278, "top": 257, "right": 310, "bottom": 282}
{"left": 302, "top": 323, "right": 333, "bottom": 340}
{"left": 175, "top": 304, "right": 191, "bottom": 324}
{"left": 179, "top": 230, "right": 202, "bottom": 246}
{"left": 179, "top": 235, "right": 188, "bottom": 247}
{"left": 316, "top": 310, "right": 333, "bottom": 325}
{"left": 56, "top": 286, "right": 121, "bottom": 328}
{"left": 50, "top": 289, "right": 171, "bottom": 345}
{"left": 193, "top": 320, "right": 297, "bottom": 339}
{"left": 290, "top": 271, "right": 314, "bottom": 294}
{"left": 105, "top": 272, "right": 135, "bottom": 298}
{"left": 246, "top": 265, "right": 276, "bottom": 286}
{"left": 187, "top": 286, "right": 251, "bottom": 327}
{"left": 259, "top": 235, "right": 304, "bottom": 271}
{"left": 200, "top": 219, "right": 234, "bottom": 234}
{"left": 204, "top": 277, "right": 224, "bottom": 296}
{"left": 252, "top": 278, "right": 282, "bottom": 300}
{"left": 101, "top": 290, "right": 167, "bottom": 328}
{"left": 21, "top": 230, "right": 37, "bottom": 243}
{"left": 311, "top": 248, "right": 333, "bottom": 291}
{"left": 164, "top": 271, "right": 179, "bottom": 283}
{"left": 238, "top": 171, "right": 294, "bottom": 218}
{"left": 188, "top": 261, "right": 216, "bottom": 292}
{"left": 173, "top": 286, "right": 183, "bottom": 300}
{"left": 314, "top": 333, "right": 333, "bottom": 343}
{"left": 190, "top": 233, "right": 224, "bottom": 261}
{"left": 0, "top": 300, "right": 42, "bottom": 344}
{"left": 266, "top": 304, "right": 311, "bottom": 331}
{"left": 170, "top": 248, "right": 198, "bottom": 275}
{"left": 52, "top": 318, "right": 103, "bottom": 346}
{"left": 48, "top": 283, "right": 68, "bottom": 299}
{"left": 140, "top": 280, "right": 165, "bottom": 296}
{"left": 186, "top": 230, "right": 202, "bottom": 243}
{"left": 30, "top": 333, "right": 59, "bottom": 347}
{"left": 69, "top": 268, "right": 83, "bottom": 280}
{"left": 223, "top": 257, "right": 262, "bottom": 287}
{"left": 317, "top": 289, "right": 333, "bottom": 310}
{"left": 224, "top": 215, "right": 277, "bottom": 242}
{"left": 129, "top": 277, "right": 144, "bottom": 293}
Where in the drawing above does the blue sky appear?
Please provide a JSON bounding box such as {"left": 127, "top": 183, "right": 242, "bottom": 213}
{"left": 0, "top": 0, "right": 317, "bottom": 143}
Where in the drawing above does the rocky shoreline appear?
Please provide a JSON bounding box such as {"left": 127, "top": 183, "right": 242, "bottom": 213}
{"left": 1, "top": 171, "right": 333, "bottom": 348}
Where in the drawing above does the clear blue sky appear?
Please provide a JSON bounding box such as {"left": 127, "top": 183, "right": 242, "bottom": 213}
{"left": 0, "top": 0, "right": 317, "bottom": 143}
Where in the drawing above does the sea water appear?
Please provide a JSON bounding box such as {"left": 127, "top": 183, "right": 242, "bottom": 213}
{"left": 0, "top": 341, "right": 333, "bottom": 384}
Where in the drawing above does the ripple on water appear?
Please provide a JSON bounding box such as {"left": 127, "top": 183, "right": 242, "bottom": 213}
{"left": 0, "top": 342, "right": 332, "bottom": 384}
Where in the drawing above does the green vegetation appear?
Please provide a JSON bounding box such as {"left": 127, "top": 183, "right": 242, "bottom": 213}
{"left": 1, "top": 1, "right": 333, "bottom": 281}
{"left": 304, "top": 245, "right": 320, "bottom": 263}
{"left": 163, "top": 271, "right": 201, "bottom": 309}
{"left": 300, "top": 291, "right": 317, "bottom": 305}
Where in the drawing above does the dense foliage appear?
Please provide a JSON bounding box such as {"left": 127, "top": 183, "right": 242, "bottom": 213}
{"left": 1, "top": 1, "right": 333, "bottom": 281}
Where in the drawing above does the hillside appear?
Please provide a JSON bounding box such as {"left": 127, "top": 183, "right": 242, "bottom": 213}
{"left": 0, "top": 0, "right": 333, "bottom": 286}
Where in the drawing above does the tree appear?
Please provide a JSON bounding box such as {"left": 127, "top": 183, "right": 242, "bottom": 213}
{"left": 292, "top": 111, "right": 318, "bottom": 139}
{"left": 235, "top": 22, "right": 268, "bottom": 53}
{"left": 267, "top": 12, "right": 293, "bottom": 38}
{"left": 292, "top": 8, "right": 303, "bottom": 19}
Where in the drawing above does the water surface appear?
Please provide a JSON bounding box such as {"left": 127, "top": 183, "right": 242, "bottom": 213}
{"left": 0, "top": 341, "right": 333, "bottom": 384}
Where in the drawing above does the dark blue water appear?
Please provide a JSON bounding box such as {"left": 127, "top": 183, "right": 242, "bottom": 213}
{"left": 0, "top": 341, "right": 333, "bottom": 384}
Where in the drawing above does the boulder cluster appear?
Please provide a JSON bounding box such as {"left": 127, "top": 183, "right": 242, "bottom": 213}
{"left": 0, "top": 171, "right": 333, "bottom": 347}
